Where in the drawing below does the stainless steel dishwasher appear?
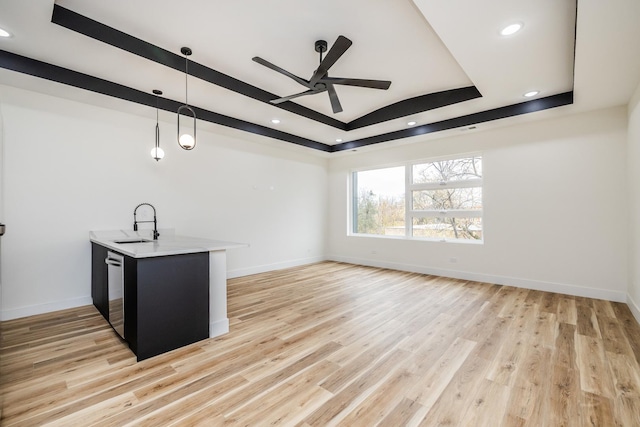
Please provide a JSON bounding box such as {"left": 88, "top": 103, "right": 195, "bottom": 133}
{"left": 105, "top": 251, "right": 125, "bottom": 339}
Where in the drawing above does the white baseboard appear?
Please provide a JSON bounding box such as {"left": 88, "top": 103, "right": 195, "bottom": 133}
{"left": 227, "top": 256, "right": 326, "bottom": 279}
{"left": 0, "top": 296, "right": 93, "bottom": 321}
{"left": 328, "top": 255, "right": 628, "bottom": 303}
{"left": 0, "top": 256, "right": 326, "bottom": 321}
{"left": 627, "top": 294, "right": 640, "bottom": 326}
{"left": 209, "top": 317, "right": 230, "bottom": 338}
{"left": 2, "top": 258, "right": 632, "bottom": 322}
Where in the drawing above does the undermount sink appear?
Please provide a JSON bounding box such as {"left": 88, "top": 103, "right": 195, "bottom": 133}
{"left": 113, "top": 239, "right": 152, "bottom": 244}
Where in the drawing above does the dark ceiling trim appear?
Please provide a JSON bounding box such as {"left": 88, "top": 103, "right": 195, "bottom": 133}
{"left": 0, "top": 49, "right": 332, "bottom": 152}
{"left": 347, "top": 86, "right": 482, "bottom": 130}
{"left": 332, "top": 92, "right": 574, "bottom": 151}
{"left": 51, "top": 4, "right": 345, "bottom": 130}
{"left": 50, "top": 4, "right": 482, "bottom": 130}
{"left": 2, "top": 6, "right": 579, "bottom": 153}
{"left": 0, "top": 48, "right": 574, "bottom": 153}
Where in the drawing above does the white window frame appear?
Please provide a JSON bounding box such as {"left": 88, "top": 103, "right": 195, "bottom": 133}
{"left": 350, "top": 154, "right": 483, "bottom": 243}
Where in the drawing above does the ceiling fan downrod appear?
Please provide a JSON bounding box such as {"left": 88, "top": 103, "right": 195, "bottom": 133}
{"left": 315, "top": 40, "right": 327, "bottom": 63}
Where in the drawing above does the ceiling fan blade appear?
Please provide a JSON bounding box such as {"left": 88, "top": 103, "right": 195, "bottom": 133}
{"left": 309, "top": 35, "right": 353, "bottom": 86}
{"left": 320, "top": 77, "right": 391, "bottom": 90}
{"left": 252, "top": 57, "right": 311, "bottom": 88}
{"left": 270, "top": 88, "right": 325, "bottom": 104}
{"left": 327, "top": 84, "right": 343, "bottom": 114}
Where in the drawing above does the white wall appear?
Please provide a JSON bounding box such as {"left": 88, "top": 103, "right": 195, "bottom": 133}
{"left": 628, "top": 83, "right": 640, "bottom": 321}
{"left": 0, "top": 90, "right": 4, "bottom": 315}
{"left": 328, "top": 107, "right": 629, "bottom": 301}
{"left": 0, "top": 83, "right": 634, "bottom": 321}
{"left": 0, "top": 85, "right": 328, "bottom": 320}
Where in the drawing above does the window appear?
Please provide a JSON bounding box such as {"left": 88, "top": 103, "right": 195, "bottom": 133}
{"left": 352, "top": 166, "right": 405, "bottom": 235}
{"left": 351, "top": 155, "right": 483, "bottom": 242}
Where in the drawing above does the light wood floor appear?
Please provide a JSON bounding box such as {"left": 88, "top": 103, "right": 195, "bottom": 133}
{"left": 2, "top": 262, "right": 640, "bottom": 426}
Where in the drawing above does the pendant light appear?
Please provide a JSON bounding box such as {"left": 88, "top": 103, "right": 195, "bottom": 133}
{"left": 177, "top": 47, "right": 196, "bottom": 150}
{"left": 151, "top": 89, "right": 165, "bottom": 161}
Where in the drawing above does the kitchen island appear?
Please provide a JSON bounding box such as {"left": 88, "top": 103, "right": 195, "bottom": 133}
{"left": 90, "top": 229, "right": 246, "bottom": 360}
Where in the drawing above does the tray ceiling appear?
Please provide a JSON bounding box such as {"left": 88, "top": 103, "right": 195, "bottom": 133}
{"left": 0, "top": 0, "right": 592, "bottom": 153}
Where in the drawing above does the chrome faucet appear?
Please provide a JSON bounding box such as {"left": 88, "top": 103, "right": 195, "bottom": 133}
{"left": 133, "top": 203, "right": 159, "bottom": 240}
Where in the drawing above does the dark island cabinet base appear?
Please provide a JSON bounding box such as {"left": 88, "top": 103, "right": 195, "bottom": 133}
{"left": 91, "top": 243, "right": 109, "bottom": 319}
{"left": 91, "top": 243, "right": 210, "bottom": 361}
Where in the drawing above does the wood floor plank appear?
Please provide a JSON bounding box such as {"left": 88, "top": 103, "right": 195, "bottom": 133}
{"left": 497, "top": 287, "right": 531, "bottom": 320}
{"left": 460, "top": 300, "right": 503, "bottom": 341}
{"left": 334, "top": 369, "right": 414, "bottom": 427}
{"left": 121, "top": 374, "right": 248, "bottom": 427}
{"left": 533, "top": 306, "right": 557, "bottom": 348}
{"left": 540, "top": 291, "right": 561, "bottom": 314}
{"left": 557, "top": 297, "right": 578, "bottom": 325}
{"left": 606, "top": 351, "right": 640, "bottom": 399}
{"left": 473, "top": 315, "right": 513, "bottom": 362}
{"left": 580, "top": 391, "right": 615, "bottom": 427}
{"left": 377, "top": 397, "right": 424, "bottom": 427}
{"left": 320, "top": 331, "right": 406, "bottom": 394}
{"left": 611, "top": 302, "right": 640, "bottom": 367}
{"left": 458, "top": 379, "right": 511, "bottom": 427}
{"left": 2, "top": 261, "right": 640, "bottom": 426}
{"left": 406, "top": 337, "right": 477, "bottom": 408}
{"left": 514, "top": 345, "right": 553, "bottom": 426}
{"left": 329, "top": 316, "right": 405, "bottom": 365}
{"left": 304, "top": 348, "right": 410, "bottom": 426}
{"left": 486, "top": 305, "right": 536, "bottom": 387}
{"left": 5, "top": 365, "right": 176, "bottom": 425}
{"left": 547, "top": 365, "right": 581, "bottom": 427}
{"left": 418, "top": 350, "right": 492, "bottom": 426}
{"left": 576, "top": 334, "right": 616, "bottom": 399}
{"left": 45, "top": 393, "right": 140, "bottom": 427}
{"left": 613, "top": 396, "right": 640, "bottom": 427}
{"left": 576, "top": 305, "right": 602, "bottom": 339}
{"left": 555, "top": 322, "right": 577, "bottom": 370}
{"left": 592, "top": 298, "right": 617, "bottom": 319}
{"left": 224, "top": 362, "right": 336, "bottom": 427}
{"left": 599, "top": 315, "right": 637, "bottom": 357}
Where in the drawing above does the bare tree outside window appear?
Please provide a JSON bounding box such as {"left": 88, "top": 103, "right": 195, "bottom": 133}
{"left": 412, "top": 157, "right": 482, "bottom": 184}
{"left": 352, "top": 156, "right": 482, "bottom": 241}
{"left": 412, "top": 157, "right": 482, "bottom": 240}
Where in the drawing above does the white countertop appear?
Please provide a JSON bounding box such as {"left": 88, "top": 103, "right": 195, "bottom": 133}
{"left": 90, "top": 229, "right": 248, "bottom": 258}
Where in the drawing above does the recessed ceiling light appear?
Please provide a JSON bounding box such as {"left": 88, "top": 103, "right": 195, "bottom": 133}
{"left": 407, "top": 121, "right": 417, "bottom": 126}
{"left": 0, "top": 27, "right": 12, "bottom": 38}
{"left": 335, "top": 138, "right": 343, "bottom": 143}
{"left": 500, "top": 23, "right": 523, "bottom": 36}
{"left": 523, "top": 91, "right": 539, "bottom": 98}
{"left": 271, "top": 119, "right": 280, "bottom": 124}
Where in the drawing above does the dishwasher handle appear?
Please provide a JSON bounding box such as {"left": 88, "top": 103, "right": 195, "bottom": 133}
{"left": 105, "top": 257, "right": 122, "bottom": 267}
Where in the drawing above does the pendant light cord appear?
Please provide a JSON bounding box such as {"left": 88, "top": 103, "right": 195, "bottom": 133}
{"left": 184, "top": 55, "right": 189, "bottom": 106}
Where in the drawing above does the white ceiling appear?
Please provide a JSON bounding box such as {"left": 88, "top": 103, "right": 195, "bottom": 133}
{"left": 0, "top": 0, "right": 639, "bottom": 154}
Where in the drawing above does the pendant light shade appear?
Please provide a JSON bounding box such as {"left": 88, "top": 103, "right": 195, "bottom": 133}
{"left": 177, "top": 47, "right": 196, "bottom": 150}
{"left": 151, "top": 89, "right": 165, "bottom": 161}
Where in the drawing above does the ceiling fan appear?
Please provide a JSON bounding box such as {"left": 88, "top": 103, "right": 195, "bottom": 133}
{"left": 252, "top": 35, "right": 392, "bottom": 114}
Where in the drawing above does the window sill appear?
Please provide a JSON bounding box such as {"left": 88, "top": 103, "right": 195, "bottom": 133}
{"left": 348, "top": 233, "right": 484, "bottom": 245}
